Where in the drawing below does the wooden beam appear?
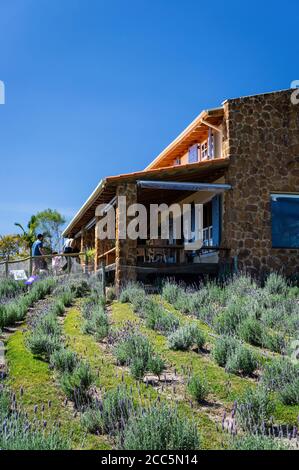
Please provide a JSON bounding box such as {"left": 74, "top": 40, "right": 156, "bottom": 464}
{"left": 137, "top": 181, "right": 231, "bottom": 193}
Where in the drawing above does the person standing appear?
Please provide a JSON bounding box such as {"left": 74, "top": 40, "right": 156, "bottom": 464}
{"left": 62, "top": 237, "right": 75, "bottom": 271}
{"left": 32, "top": 234, "right": 45, "bottom": 275}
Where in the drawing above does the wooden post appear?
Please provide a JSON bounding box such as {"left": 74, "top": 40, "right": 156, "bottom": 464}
{"left": 115, "top": 183, "right": 138, "bottom": 297}
{"left": 85, "top": 252, "right": 89, "bottom": 274}
{"left": 5, "top": 259, "right": 9, "bottom": 278}
{"left": 67, "top": 255, "right": 71, "bottom": 274}
{"left": 100, "top": 261, "right": 106, "bottom": 300}
{"left": 29, "top": 256, "right": 33, "bottom": 276}
{"left": 94, "top": 217, "right": 100, "bottom": 273}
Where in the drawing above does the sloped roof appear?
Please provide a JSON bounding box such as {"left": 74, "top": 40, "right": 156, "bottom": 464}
{"left": 63, "top": 158, "right": 229, "bottom": 237}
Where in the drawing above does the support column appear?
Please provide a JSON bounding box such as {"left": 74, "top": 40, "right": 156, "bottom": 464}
{"left": 94, "top": 217, "right": 100, "bottom": 272}
{"left": 115, "top": 183, "right": 138, "bottom": 296}
{"left": 80, "top": 229, "right": 85, "bottom": 253}
{"left": 80, "top": 229, "right": 86, "bottom": 268}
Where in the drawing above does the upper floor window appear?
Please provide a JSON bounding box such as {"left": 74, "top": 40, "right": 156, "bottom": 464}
{"left": 271, "top": 194, "right": 299, "bottom": 248}
{"left": 188, "top": 144, "right": 198, "bottom": 163}
{"left": 201, "top": 141, "right": 208, "bottom": 160}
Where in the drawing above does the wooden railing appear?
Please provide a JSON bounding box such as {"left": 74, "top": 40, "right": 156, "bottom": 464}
{"left": 97, "top": 247, "right": 116, "bottom": 267}
{"left": 0, "top": 252, "right": 90, "bottom": 277}
{"left": 137, "top": 244, "right": 185, "bottom": 264}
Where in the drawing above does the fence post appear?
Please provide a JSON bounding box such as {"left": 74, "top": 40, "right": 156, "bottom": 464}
{"left": 85, "top": 252, "right": 89, "bottom": 275}
{"left": 67, "top": 256, "right": 71, "bottom": 274}
{"left": 100, "top": 261, "right": 106, "bottom": 300}
{"left": 29, "top": 256, "right": 33, "bottom": 277}
{"left": 5, "top": 259, "right": 9, "bottom": 278}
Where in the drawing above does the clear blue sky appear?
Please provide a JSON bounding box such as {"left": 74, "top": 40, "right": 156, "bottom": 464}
{"left": 0, "top": 0, "right": 298, "bottom": 235}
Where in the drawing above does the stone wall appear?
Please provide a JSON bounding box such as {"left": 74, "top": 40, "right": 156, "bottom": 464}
{"left": 222, "top": 89, "right": 299, "bottom": 277}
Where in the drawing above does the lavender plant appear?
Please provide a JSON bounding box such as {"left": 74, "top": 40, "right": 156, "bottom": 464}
{"left": 114, "top": 325, "right": 165, "bottom": 379}
{"left": 82, "top": 386, "right": 135, "bottom": 436}
{"left": 168, "top": 324, "right": 205, "bottom": 352}
{"left": 119, "top": 404, "right": 200, "bottom": 450}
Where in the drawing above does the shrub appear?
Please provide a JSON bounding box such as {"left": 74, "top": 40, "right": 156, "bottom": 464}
{"left": 60, "top": 289, "right": 75, "bottom": 308}
{"left": 26, "top": 330, "right": 61, "bottom": 359}
{"left": 0, "top": 386, "right": 10, "bottom": 421}
{"left": 100, "top": 386, "right": 135, "bottom": 435}
{"left": 51, "top": 300, "right": 65, "bottom": 317}
{"left": 114, "top": 330, "right": 164, "bottom": 379}
{"left": 212, "top": 335, "right": 238, "bottom": 367}
{"left": 0, "top": 278, "right": 26, "bottom": 299}
{"left": 264, "top": 273, "right": 288, "bottom": 296}
{"left": 60, "top": 361, "right": 94, "bottom": 405}
{"left": 0, "top": 278, "right": 57, "bottom": 329}
{"left": 168, "top": 324, "right": 205, "bottom": 352}
{"left": 120, "top": 405, "right": 200, "bottom": 450}
{"left": 131, "top": 292, "right": 150, "bottom": 316}
{"left": 84, "top": 307, "right": 109, "bottom": 341}
{"left": 192, "top": 327, "right": 206, "bottom": 351}
{"left": 0, "top": 417, "right": 70, "bottom": 450}
{"left": 106, "top": 287, "right": 116, "bottom": 302}
{"left": 187, "top": 375, "right": 209, "bottom": 403}
{"left": 173, "top": 294, "right": 195, "bottom": 315}
{"left": 262, "top": 331, "right": 286, "bottom": 353}
{"left": 119, "top": 283, "right": 145, "bottom": 303}
{"left": 145, "top": 303, "right": 179, "bottom": 334}
{"left": 227, "top": 274, "right": 258, "bottom": 297}
{"left": 278, "top": 378, "right": 299, "bottom": 405}
{"left": 232, "top": 434, "right": 289, "bottom": 450}
{"left": 162, "top": 281, "right": 183, "bottom": 305}
{"left": 225, "top": 345, "right": 257, "bottom": 376}
{"left": 236, "top": 387, "right": 275, "bottom": 432}
{"left": 69, "top": 278, "right": 90, "bottom": 297}
{"left": 147, "top": 355, "right": 165, "bottom": 377}
{"left": 36, "top": 314, "right": 61, "bottom": 336}
{"left": 50, "top": 348, "right": 78, "bottom": 373}
{"left": 130, "top": 357, "right": 147, "bottom": 379}
{"left": 261, "top": 357, "right": 299, "bottom": 391}
{"left": 238, "top": 317, "right": 263, "bottom": 347}
{"left": 81, "top": 406, "right": 102, "bottom": 434}
{"left": 214, "top": 299, "right": 248, "bottom": 336}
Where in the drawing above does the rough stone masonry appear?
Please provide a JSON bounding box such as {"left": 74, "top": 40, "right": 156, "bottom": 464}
{"left": 221, "top": 89, "right": 299, "bottom": 277}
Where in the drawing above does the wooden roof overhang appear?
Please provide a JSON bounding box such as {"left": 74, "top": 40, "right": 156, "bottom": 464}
{"left": 146, "top": 107, "right": 224, "bottom": 170}
{"left": 63, "top": 158, "right": 229, "bottom": 237}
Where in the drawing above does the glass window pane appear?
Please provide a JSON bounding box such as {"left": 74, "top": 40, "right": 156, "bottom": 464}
{"left": 271, "top": 195, "right": 299, "bottom": 248}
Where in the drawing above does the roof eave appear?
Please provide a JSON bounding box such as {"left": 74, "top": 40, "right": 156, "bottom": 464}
{"left": 145, "top": 107, "right": 224, "bottom": 170}
{"left": 62, "top": 178, "right": 106, "bottom": 237}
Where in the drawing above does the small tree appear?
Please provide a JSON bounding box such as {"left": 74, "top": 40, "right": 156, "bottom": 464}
{"left": 0, "top": 234, "right": 26, "bottom": 260}
{"left": 15, "top": 209, "right": 66, "bottom": 252}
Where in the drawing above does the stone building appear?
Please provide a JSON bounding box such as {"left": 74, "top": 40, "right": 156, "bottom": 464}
{"left": 63, "top": 89, "right": 299, "bottom": 292}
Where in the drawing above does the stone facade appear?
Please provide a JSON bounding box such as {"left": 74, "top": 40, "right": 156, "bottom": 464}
{"left": 115, "top": 183, "right": 138, "bottom": 294}
{"left": 221, "top": 89, "right": 299, "bottom": 277}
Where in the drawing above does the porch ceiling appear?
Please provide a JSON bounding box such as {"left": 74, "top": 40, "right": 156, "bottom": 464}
{"left": 63, "top": 157, "right": 229, "bottom": 237}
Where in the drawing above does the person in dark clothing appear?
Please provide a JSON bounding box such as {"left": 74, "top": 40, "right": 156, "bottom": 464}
{"left": 32, "top": 234, "right": 45, "bottom": 275}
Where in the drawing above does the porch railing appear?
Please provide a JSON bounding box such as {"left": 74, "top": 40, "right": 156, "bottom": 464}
{"left": 137, "top": 244, "right": 185, "bottom": 264}
{"left": 0, "top": 252, "right": 91, "bottom": 279}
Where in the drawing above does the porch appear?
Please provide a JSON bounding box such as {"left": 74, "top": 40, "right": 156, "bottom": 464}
{"left": 66, "top": 158, "right": 232, "bottom": 293}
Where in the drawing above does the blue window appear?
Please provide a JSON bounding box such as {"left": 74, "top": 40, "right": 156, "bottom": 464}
{"left": 188, "top": 144, "right": 198, "bottom": 163}
{"left": 271, "top": 194, "right": 299, "bottom": 248}
{"left": 212, "top": 195, "right": 221, "bottom": 246}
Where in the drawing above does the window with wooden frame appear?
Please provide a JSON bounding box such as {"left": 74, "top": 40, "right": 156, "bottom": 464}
{"left": 200, "top": 140, "right": 208, "bottom": 160}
